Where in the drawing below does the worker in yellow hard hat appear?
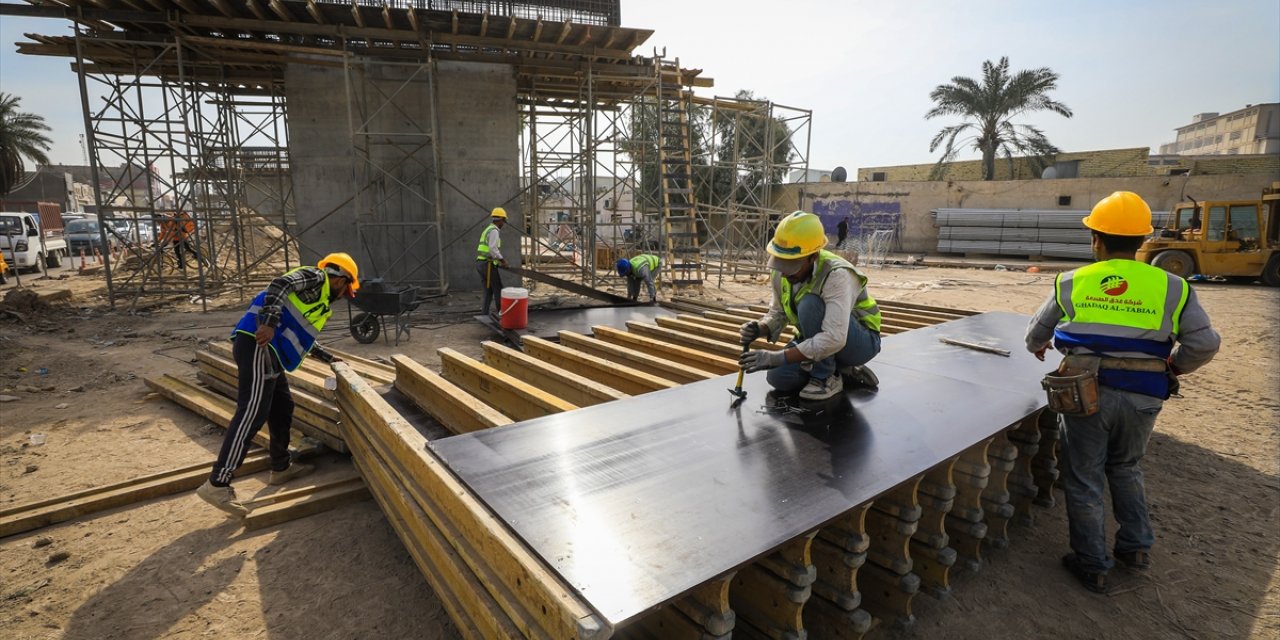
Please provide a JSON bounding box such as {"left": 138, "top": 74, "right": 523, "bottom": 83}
{"left": 1025, "top": 191, "right": 1219, "bottom": 594}
{"left": 197, "top": 252, "right": 360, "bottom": 518}
{"left": 738, "top": 211, "right": 882, "bottom": 401}
{"left": 476, "top": 207, "right": 509, "bottom": 316}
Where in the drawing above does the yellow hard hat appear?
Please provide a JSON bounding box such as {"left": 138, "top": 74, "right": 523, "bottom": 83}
{"left": 1082, "top": 191, "right": 1154, "bottom": 236}
{"left": 318, "top": 252, "right": 360, "bottom": 296}
{"left": 491, "top": 207, "right": 508, "bottom": 219}
{"left": 767, "top": 211, "right": 827, "bottom": 260}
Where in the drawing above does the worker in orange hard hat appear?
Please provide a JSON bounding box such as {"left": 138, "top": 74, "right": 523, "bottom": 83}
{"left": 1025, "top": 191, "right": 1219, "bottom": 594}
{"left": 197, "top": 252, "right": 360, "bottom": 518}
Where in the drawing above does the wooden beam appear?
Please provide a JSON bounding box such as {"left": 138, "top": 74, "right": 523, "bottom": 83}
{"left": 207, "top": 0, "right": 237, "bottom": 18}
{"left": 532, "top": 18, "right": 543, "bottom": 42}
{"left": 655, "top": 316, "right": 784, "bottom": 351}
{"left": 206, "top": 343, "right": 335, "bottom": 400}
{"left": 591, "top": 325, "right": 739, "bottom": 375}
{"left": 556, "top": 331, "right": 713, "bottom": 385}
{"left": 624, "top": 321, "right": 746, "bottom": 360}
{"left": 334, "top": 365, "right": 608, "bottom": 639}
{"left": 675, "top": 313, "right": 797, "bottom": 343}
{"left": 521, "top": 336, "right": 677, "bottom": 395}
{"left": 481, "top": 341, "right": 628, "bottom": 407}
{"left": 479, "top": 11, "right": 488, "bottom": 37}
{"left": 242, "top": 477, "right": 370, "bottom": 530}
{"left": 407, "top": 5, "right": 420, "bottom": 33}
{"left": 195, "top": 370, "right": 346, "bottom": 454}
{"left": 0, "top": 452, "right": 270, "bottom": 538}
{"left": 391, "top": 355, "right": 512, "bottom": 434}
{"left": 381, "top": 1, "right": 393, "bottom": 30}
{"left": 246, "top": 0, "right": 267, "bottom": 20}
{"left": 505, "top": 15, "right": 516, "bottom": 39}
{"left": 267, "top": 0, "right": 292, "bottom": 21}
{"left": 439, "top": 348, "right": 577, "bottom": 421}
{"left": 555, "top": 20, "right": 571, "bottom": 45}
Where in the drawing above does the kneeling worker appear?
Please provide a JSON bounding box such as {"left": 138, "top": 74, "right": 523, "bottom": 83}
{"left": 739, "top": 211, "right": 882, "bottom": 401}
{"left": 197, "top": 253, "right": 360, "bottom": 517}
{"left": 617, "top": 253, "right": 661, "bottom": 303}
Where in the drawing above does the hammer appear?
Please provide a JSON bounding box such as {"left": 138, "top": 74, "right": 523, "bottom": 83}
{"left": 728, "top": 341, "right": 751, "bottom": 408}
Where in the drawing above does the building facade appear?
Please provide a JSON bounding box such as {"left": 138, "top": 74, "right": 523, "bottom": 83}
{"left": 1158, "top": 103, "right": 1280, "bottom": 156}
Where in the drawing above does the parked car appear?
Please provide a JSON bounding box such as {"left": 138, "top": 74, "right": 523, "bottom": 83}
{"left": 0, "top": 210, "right": 67, "bottom": 272}
{"left": 65, "top": 218, "right": 120, "bottom": 258}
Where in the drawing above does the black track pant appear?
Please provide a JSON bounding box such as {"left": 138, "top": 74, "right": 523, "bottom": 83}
{"left": 210, "top": 333, "right": 294, "bottom": 486}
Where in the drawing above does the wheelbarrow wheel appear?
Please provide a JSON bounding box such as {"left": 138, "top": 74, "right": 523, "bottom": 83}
{"left": 351, "top": 312, "right": 380, "bottom": 344}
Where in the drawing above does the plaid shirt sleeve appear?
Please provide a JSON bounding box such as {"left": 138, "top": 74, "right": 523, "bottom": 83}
{"left": 258, "top": 266, "right": 327, "bottom": 328}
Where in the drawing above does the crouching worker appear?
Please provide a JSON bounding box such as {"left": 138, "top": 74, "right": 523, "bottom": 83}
{"left": 738, "top": 211, "right": 882, "bottom": 401}
{"left": 617, "top": 253, "right": 661, "bottom": 303}
{"left": 197, "top": 252, "right": 360, "bottom": 517}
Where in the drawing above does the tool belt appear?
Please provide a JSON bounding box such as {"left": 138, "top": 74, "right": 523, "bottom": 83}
{"left": 1041, "top": 355, "right": 1169, "bottom": 415}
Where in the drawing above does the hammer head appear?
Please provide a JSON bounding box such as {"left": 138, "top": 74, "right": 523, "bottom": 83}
{"left": 728, "top": 387, "right": 748, "bottom": 408}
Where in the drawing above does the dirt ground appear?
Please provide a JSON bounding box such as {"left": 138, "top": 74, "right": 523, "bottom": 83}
{"left": 0, "top": 264, "right": 1276, "bottom": 640}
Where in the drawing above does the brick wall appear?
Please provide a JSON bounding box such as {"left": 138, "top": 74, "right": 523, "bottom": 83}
{"left": 857, "top": 147, "right": 1279, "bottom": 182}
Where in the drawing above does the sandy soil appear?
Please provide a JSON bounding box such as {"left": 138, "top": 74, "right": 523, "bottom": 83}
{"left": 0, "top": 264, "right": 1276, "bottom": 640}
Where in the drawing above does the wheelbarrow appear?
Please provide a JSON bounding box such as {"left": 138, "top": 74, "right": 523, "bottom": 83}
{"left": 348, "top": 279, "right": 420, "bottom": 345}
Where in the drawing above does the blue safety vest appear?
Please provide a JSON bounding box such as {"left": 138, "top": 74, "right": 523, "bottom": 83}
{"left": 233, "top": 267, "right": 333, "bottom": 371}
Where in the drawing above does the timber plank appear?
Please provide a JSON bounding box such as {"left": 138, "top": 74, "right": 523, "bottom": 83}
{"left": 482, "top": 341, "right": 629, "bottom": 406}
{"left": 653, "top": 317, "right": 783, "bottom": 351}
{"left": 623, "top": 321, "right": 745, "bottom": 359}
{"left": 207, "top": 342, "right": 335, "bottom": 400}
{"left": 392, "top": 355, "right": 513, "bottom": 434}
{"left": 521, "top": 336, "right": 677, "bottom": 395}
{"left": 241, "top": 477, "right": 371, "bottom": 530}
{"left": 556, "top": 331, "right": 714, "bottom": 384}
{"left": 591, "top": 325, "right": 738, "bottom": 374}
{"left": 439, "top": 348, "right": 578, "bottom": 420}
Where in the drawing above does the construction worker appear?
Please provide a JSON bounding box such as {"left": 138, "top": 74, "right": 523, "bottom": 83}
{"left": 738, "top": 211, "right": 882, "bottom": 401}
{"left": 1025, "top": 191, "right": 1219, "bottom": 593}
{"left": 197, "top": 253, "right": 360, "bottom": 517}
{"left": 476, "top": 207, "right": 509, "bottom": 316}
{"left": 616, "top": 254, "right": 660, "bottom": 303}
{"left": 159, "top": 211, "right": 197, "bottom": 269}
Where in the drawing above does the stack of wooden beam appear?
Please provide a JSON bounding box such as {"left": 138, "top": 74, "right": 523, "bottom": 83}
{"left": 334, "top": 298, "right": 1064, "bottom": 639}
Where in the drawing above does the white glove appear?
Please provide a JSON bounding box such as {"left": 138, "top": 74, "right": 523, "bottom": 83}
{"left": 739, "top": 349, "right": 787, "bottom": 373}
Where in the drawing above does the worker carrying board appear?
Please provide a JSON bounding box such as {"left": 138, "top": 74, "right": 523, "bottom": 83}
{"left": 197, "top": 253, "right": 360, "bottom": 517}
{"left": 737, "top": 211, "right": 882, "bottom": 401}
{"left": 616, "top": 254, "right": 661, "bottom": 303}
{"left": 1025, "top": 191, "right": 1220, "bottom": 594}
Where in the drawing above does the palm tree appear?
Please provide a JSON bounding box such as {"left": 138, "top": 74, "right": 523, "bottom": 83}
{"left": 0, "top": 93, "right": 54, "bottom": 196}
{"left": 926, "top": 57, "right": 1072, "bottom": 181}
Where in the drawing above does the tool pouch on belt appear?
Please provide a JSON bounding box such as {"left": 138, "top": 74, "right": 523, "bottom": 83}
{"left": 1041, "top": 354, "right": 1101, "bottom": 416}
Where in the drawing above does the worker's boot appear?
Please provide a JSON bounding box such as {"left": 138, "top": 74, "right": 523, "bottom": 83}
{"left": 841, "top": 364, "right": 880, "bottom": 390}
{"left": 799, "top": 374, "right": 843, "bottom": 401}
{"left": 196, "top": 480, "right": 249, "bottom": 518}
{"left": 268, "top": 462, "right": 314, "bottom": 486}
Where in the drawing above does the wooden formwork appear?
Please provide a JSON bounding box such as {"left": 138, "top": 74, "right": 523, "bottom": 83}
{"left": 335, "top": 297, "right": 1054, "bottom": 639}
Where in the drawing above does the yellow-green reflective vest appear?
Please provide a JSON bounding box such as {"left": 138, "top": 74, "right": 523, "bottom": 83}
{"left": 773, "top": 250, "right": 882, "bottom": 335}
{"left": 233, "top": 266, "right": 333, "bottom": 371}
{"left": 629, "top": 254, "right": 660, "bottom": 275}
{"left": 476, "top": 223, "right": 499, "bottom": 261}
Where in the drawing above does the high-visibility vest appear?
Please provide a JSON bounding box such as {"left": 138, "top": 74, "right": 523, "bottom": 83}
{"left": 772, "top": 250, "right": 882, "bottom": 336}
{"left": 233, "top": 266, "right": 333, "bottom": 372}
{"left": 629, "top": 254, "right": 660, "bottom": 276}
{"left": 476, "top": 223, "right": 499, "bottom": 261}
{"left": 1053, "top": 259, "right": 1189, "bottom": 398}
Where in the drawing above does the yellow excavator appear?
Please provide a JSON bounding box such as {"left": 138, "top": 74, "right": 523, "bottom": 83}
{"left": 1137, "top": 182, "right": 1280, "bottom": 286}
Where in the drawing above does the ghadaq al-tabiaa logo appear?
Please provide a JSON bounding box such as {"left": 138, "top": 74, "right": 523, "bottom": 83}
{"left": 1099, "top": 275, "right": 1128, "bottom": 296}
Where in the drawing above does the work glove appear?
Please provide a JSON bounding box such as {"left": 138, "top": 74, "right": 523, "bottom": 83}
{"left": 739, "top": 349, "right": 787, "bottom": 373}
{"left": 739, "top": 321, "right": 768, "bottom": 346}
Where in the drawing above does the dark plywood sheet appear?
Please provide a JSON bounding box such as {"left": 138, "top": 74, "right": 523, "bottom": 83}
{"left": 430, "top": 312, "right": 1047, "bottom": 627}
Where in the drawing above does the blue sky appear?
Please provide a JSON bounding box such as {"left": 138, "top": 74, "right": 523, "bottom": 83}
{"left": 3, "top": 0, "right": 1278, "bottom": 173}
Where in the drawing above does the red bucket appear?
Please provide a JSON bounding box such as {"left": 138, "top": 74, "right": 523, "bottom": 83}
{"left": 499, "top": 287, "right": 529, "bottom": 330}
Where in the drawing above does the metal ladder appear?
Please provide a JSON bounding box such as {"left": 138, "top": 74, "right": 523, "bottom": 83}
{"left": 655, "top": 59, "right": 704, "bottom": 290}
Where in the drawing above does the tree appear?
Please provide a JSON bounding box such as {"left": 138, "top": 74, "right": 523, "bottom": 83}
{"left": 925, "top": 57, "right": 1072, "bottom": 181}
{"left": 0, "top": 93, "right": 53, "bottom": 196}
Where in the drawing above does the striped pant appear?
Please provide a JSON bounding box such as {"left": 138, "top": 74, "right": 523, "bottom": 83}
{"left": 209, "top": 333, "right": 295, "bottom": 486}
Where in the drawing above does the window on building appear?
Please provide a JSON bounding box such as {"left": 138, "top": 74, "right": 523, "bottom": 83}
{"left": 1230, "top": 130, "right": 1242, "bottom": 140}
{"left": 1229, "top": 205, "right": 1259, "bottom": 244}
{"left": 604, "top": 199, "right": 613, "bottom": 209}
{"left": 1207, "top": 206, "right": 1227, "bottom": 241}
{"left": 1215, "top": 134, "right": 1224, "bottom": 144}
{"left": 1057, "top": 195, "right": 1072, "bottom": 206}
{"left": 1052, "top": 160, "right": 1080, "bottom": 178}
{"left": 871, "top": 172, "right": 886, "bottom": 182}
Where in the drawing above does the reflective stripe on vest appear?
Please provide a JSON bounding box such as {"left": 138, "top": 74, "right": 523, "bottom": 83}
{"left": 772, "top": 250, "right": 881, "bottom": 335}
{"left": 476, "top": 223, "right": 498, "bottom": 261}
{"left": 232, "top": 267, "right": 332, "bottom": 371}
{"left": 629, "top": 254, "right": 659, "bottom": 275}
{"left": 1052, "top": 259, "right": 1188, "bottom": 397}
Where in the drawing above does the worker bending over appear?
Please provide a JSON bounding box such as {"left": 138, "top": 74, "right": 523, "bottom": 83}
{"left": 197, "top": 253, "right": 360, "bottom": 517}
{"left": 738, "top": 211, "right": 882, "bottom": 401}
{"left": 1025, "top": 191, "right": 1219, "bottom": 593}
{"left": 477, "top": 207, "right": 509, "bottom": 316}
{"left": 617, "top": 254, "right": 661, "bottom": 303}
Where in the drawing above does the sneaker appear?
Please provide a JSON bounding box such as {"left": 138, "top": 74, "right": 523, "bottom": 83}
{"left": 1062, "top": 553, "right": 1109, "bottom": 594}
{"left": 268, "top": 462, "right": 314, "bottom": 486}
{"left": 840, "top": 364, "right": 879, "bottom": 390}
{"left": 799, "top": 374, "right": 843, "bottom": 401}
{"left": 1115, "top": 549, "right": 1151, "bottom": 571}
{"left": 197, "top": 480, "right": 248, "bottom": 518}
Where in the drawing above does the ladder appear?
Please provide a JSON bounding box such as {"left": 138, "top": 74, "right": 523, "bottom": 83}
{"left": 655, "top": 59, "right": 704, "bottom": 290}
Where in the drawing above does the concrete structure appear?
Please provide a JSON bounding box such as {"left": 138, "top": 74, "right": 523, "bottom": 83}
{"left": 776, "top": 172, "right": 1280, "bottom": 255}
{"left": 1159, "top": 103, "right": 1280, "bottom": 156}
{"left": 858, "top": 146, "right": 1280, "bottom": 182}
{"left": 287, "top": 60, "right": 520, "bottom": 292}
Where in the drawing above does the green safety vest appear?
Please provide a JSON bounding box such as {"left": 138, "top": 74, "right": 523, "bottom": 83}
{"left": 233, "top": 266, "right": 333, "bottom": 371}
{"left": 1054, "top": 259, "right": 1188, "bottom": 345}
{"left": 476, "top": 223, "right": 499, "bottom": 261}
{"left": 629, "top": 254, "right": 660, "bottom": 276}
{"left": 774, "top": 250, "right": 881, "bottom": 335}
